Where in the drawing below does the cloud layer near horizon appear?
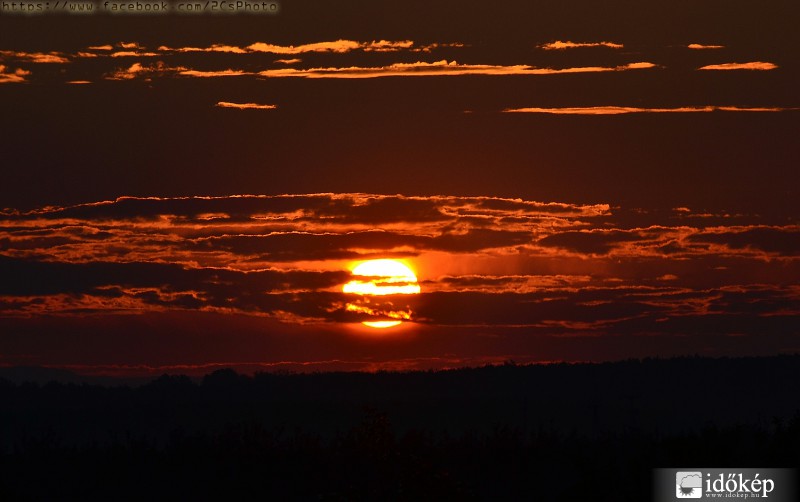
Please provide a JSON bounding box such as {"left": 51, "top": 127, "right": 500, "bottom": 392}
{"left": 1, "top": 194, "right": 797, "bottom": 338}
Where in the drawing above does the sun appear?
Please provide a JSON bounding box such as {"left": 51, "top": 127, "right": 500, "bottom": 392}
{"left": 343, "top": 259, "right": 421, "bottom": 328}
{"left": 343, "top": 259, "right": 421, "bottom": 296}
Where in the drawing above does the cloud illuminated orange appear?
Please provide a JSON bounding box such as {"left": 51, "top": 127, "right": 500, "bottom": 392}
{"left": 109, "top": 51, "right": 161, "bottom": 58}
{"left": 1, "top": 193, "right": 797, "bottom": 341}
{"left": 100, "top": 60, "right": 657, "bottom": 81}
{"left": 179, "top": 69, "right": 250, "bottom": 78}
{"left": 105, "top": 61, "right": 187, "bottom": 80}
{"left": 256, "top": 60, "right": 657, "bottom": 79}
{"left": 156, "top": 40, "right": 463, "bottom": 55}
{"left": 698, "top": 61, "right": 778, "bottom": 70}
{"left": 503, "top": 106, "right": 796, "bottom": 114}
{"left": 538, "top": 40, "right": 624, "bottom": 50}
{"left": 0, "top": 65, "right": 30, "bottom": 83}
{"left": 215, "top": 101, "right": 277, "bottom": 110}
{"left": 0, "top": 50, "right": 69, "bottom": 63}
{"left": 687, "top": 43, "right": 725, "bottom": 49}
{"left": 157, "top": 43, "right": 249, "bottom": 54}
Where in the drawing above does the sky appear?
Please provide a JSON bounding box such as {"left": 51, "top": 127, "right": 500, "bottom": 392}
{"left": 1, "top": 0, "right": 798, "bottom": 375}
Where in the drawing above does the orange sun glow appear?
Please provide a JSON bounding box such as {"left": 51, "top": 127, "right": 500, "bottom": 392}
{"left": 343, "top": 259, "right": 421, "bottom": 328}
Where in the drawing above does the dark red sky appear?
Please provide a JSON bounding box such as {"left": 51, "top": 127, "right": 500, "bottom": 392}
{"left": 1, "top": 0, "right": 798, "bottom": 375}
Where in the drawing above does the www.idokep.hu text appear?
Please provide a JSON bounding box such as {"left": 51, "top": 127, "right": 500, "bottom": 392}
{"left": 1, "top": 0, "right": 279, "bottom": 14}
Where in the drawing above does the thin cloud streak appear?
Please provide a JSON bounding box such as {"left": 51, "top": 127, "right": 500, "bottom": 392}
{"left": 688, "top": 43, "right": 725, "bottom": 49}
{"left": 503, "top": 105, "right": 797, "bottom": 114}
{"left": 109, "top": 51, "right": 161, "bottom": 58}
{"left": 256, "top": 60, "right": 657, "bottom": 79}
{"left": 538, "top": 40, "right": 623, "bottom": 50}
{"left": 215, "top": 101, "right": 277, "bottom": 110}
{"left": 104, "top": 60, "right": 657, "bottom": 81}
{"left": 698, "top": 61, "right": 778, "bottom": 70}
{"left": 157, "top": 40, "right": 464, "bottom": 55}
{"left": 179, "top": 69, "right": 250, "bottom": 78}
{"left": 158, "top": 43, "right": 248, "bottom": 54}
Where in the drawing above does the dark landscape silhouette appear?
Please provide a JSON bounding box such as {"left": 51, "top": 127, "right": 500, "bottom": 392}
{"left": 1, "top": 356, "right": 799, "bottom": 500}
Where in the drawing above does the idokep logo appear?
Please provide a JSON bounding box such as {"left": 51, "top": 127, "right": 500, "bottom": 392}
{"left": 656, "top": 468, "right": 796, "bottom": 502}
{"left": 676, "top": 472, "right": 703, "bottom": 498}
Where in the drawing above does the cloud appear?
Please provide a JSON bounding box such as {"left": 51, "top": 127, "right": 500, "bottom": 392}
{"left": 158, "top": 43, "right": 249, "bottom": 54}
{"left": 698, "top": 61, "right": 778, "bottom": 70}
{"left": 254, "top": 39, "right": 418, "bottom": 54}
{"left": 687, "top": 43, "right": 724, "bottom": 49}
{"left": 537, "top": 230, "right": 645, "bottom": 255}
{"left": 109, "top": 51, "right": 161, "bottom": 58}
{"left": 178, "top": 69, "right": 251, "bottom": 78}
{"left": 3, "top": 194, "right": 793, "bottom": 273}
{"left": 624, "top": 62, "right": 657, "bottom": 69}
{"left": 215, "top": 101, "right": 277, "bottom": 110}
{"left": 0, "top": 65, "right": 30, "bottom": 83}
{"left": 0, "top": 50, "right": 69, "bottom": 63}
{"left": 538, "top": 40, "right": 624, "bottom": 50}
{"left": 94, "top": 60, "right": 657, "bottom": 81}
{"left": 105, "top": 61, "right": 188, "bottom": 80}
{"left": 503, "top": 105, "right": 796, "bottom": 114}
{"left": 714, "top": 106, "right": 796, "bottom": 112}
{"left": 71, "top": 43, "right": 157, "bottom": 60}
{"left": 253, "top": 40, "right": 359, "bottom": 54}
{"left": 255, "top": 60, "right": 657, "bottom": 79}
{"left": 0, "top": 194, "right": 606, "bottom": 270}
{"left": 426, "top": 274, "right": 595, "bottom": 294}
{"left": 687, "top": 226, "right": 800, "bottom": 256}
{"left": 158, "top": 40, "right": 464, "bottom": 55}
{"left": 2, "top": 195, "right": 797, "bottom": 330}
{"left": 193, "top": 227, "right": 532, "bottom": 260}
{"left": 2, "top": 40, "right": 661, "bottom": 84}
{"left": 6, "top": 194, "right": 606, "bottom": 226}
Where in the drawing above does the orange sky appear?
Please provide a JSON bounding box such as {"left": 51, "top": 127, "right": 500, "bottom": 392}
{"left": 1, "top": 0, "right": 798, "bottom": 375}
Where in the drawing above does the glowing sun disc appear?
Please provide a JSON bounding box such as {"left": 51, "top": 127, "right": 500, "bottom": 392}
{"left": 342, "top": 259, "right": 421, "bottom": 328}
{"left": 343, "top": 259, "right": 421, "bottom": 295}
{"left": 363, "top": 320, "right": 403, "bottom": 329}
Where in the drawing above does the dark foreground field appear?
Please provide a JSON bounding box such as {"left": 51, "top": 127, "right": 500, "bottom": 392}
{"left": 1, "top": 356, "right": 799, "bottom": 500}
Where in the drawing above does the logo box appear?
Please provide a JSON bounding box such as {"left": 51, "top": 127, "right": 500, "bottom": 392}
{"left": 653, "top": 468, "right": 797, "bottom": 502}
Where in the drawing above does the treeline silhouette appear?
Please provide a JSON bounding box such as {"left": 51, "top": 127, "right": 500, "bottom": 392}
{"left": 1, "top": 356, "right": 799, "bottom": 500}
